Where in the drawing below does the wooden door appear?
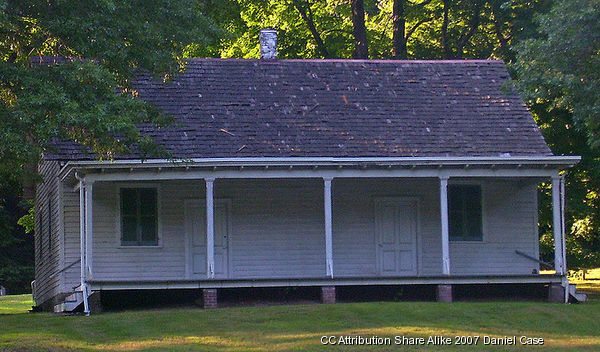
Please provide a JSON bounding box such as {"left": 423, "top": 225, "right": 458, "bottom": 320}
{"left": 375, "top": 199, "right": 417, "bottom": 276}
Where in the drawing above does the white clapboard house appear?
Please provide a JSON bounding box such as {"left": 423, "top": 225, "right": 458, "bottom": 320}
{"left": 32, "top": 32, "right": 584, "bottom": 313}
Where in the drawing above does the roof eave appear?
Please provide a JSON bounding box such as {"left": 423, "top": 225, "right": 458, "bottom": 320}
{"left": 58, "top": 155, "right": 581, "bottom": 182}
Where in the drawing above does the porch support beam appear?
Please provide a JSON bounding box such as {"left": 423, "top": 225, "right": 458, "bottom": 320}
{"left": 76, "top": 176, "right": 94, "bottom": 315}
{"left": 78, "top": 181, "right": 89, "bottom": 314}
{"left": 83, "top": 168, "right": 560, "bottom": 183}
{"left": 323, "top": 177, "right": 334, "bottom": 278}
{"left": 551, "top": 175, "right": 566, "bottom": 275}
{"left": 439, "top": 176, "right": 451, "bottom": 275}
{"left": 84, "top": 182, "right": 93, "bottom": 279}
{"left": 205, "top": 178, "right": 215, "bottom": 279}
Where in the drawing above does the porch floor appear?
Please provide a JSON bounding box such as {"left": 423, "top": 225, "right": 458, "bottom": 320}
{"left": 88, "top": 274, "right": 563, "bottom": 290}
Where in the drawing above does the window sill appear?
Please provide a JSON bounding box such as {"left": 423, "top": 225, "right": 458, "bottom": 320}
{"left": 450, "top": 240, "right": 486, "bottom": 244}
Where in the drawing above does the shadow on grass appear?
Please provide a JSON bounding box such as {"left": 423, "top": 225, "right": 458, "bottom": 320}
{"left": 1, "top": 299, "right": 600, "bottom": 351}
{"left": 2, "top": 283, "right": 600, "bottom": 351}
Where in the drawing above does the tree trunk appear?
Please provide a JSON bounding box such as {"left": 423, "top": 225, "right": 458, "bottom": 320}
{"left": 392, "top": 0, "right": 406, "bottom": 59}
{"left": 440, "top": 0, "right": 482, "bottom": 59}
{"left": 441, "top": 0, "right": 453, "bottom": 59}
{"left": 454, "top": 2, "right": 482, "bottom": 59}
{"left": 351, "top": 0, "right": 369, "bottom": 59}
{"left": 293, "top": 0, "right": 331, "bottom": 59}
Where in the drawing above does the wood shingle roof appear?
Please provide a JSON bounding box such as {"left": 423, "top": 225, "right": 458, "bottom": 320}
{"left": 47, "top": 59, "right": 552, "bottom": 160}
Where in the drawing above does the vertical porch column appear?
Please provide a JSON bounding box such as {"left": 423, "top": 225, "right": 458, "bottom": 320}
{"left": 552, "top": 175, "right": 565, "bottom": 275}
{"left": 205, "top": 178, "right": 215, "bottom": 279}
{"left": 560, "top": 176, "right": 569, "bottom": 303}
{"left": 78, "top": 180, "right": 89, "bottom": 314}
{"left": 439, "top": 176, "right": 451, "bottom": 275}
{"left": 323, "top": 177, "right": 334, "bottom": 278}
{"left": 84, "top": 182, "right": 93, "bottom": 279}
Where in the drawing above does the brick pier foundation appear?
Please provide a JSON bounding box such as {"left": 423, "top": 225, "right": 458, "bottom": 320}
{"left": 203, "top": 288, "right": 218, "bottom": 308}
{"left": 436, "top": 284, "right": 453, "bottom": 302}
{"left": 548, "top": 283, "right": 566, "bottom": 303}
{"left": 88, "top": 291, "right": 103, "bottom": 313}
{"left": 321, "top": 286, "right": 336, "bottom": 304}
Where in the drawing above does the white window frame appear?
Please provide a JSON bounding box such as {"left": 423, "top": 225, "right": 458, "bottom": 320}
{"left": 114, "top": 182, "right": 163, "bottom": 248}
{"left": 448, "top": 180, "right": 486, "bottom": 243}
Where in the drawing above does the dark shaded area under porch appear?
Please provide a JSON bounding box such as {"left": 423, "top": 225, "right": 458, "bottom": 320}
{"left": 92, "top": 283, "right": 556, "bottom": 312}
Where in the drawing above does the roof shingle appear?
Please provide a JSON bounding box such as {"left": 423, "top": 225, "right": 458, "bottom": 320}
{"left": 47, "top": 59, "right": 552, "bottom": 160}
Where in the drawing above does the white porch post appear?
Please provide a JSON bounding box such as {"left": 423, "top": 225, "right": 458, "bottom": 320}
{"left": 552, "top": 175, "right": 565, "bottom": 275}
{"left": 205, "top": 178, "right": 215, "bottom": 279}
{"left": 323, "top": 177, "right": 334, "bottom": 278}
{"left": 84, "top": 182, "right": 93, "bottom": 279}
{"left": 439, "top": 176, "right": 451, "bottom": 275}
{"left": 560, "top": 175, "right": 569, "bottom": 304}
{"left": 78, "top": 181, "right": 89, "bottom": 314}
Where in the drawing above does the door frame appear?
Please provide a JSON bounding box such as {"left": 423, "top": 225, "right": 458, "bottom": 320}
{"left": 373, "top": 196, "right": 420, "bottom": 276}
{"left": 184, "top": 198, "right": 232, "bottom": 279}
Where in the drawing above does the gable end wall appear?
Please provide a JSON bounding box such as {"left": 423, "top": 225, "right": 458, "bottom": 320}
{"left": 33, "top": 160, "right": 64, "bottom": 307}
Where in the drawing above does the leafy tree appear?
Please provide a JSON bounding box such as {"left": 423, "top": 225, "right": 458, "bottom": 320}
{"left": 0, "top": 182, "right": 33, "bottom": 293}
{"left": 200, "top": 0, "right": 547, "bottom": 61}
{"left": 16, "top": 202, "right": 34, "bottom": 235}
{"left": 1, "top": 0, "right": 219, "bottom": 186}
{"left": 514, "top": 0, "right": 600, "bottom": 270}
{"left": 0, "top": 0, "right": 218, "bottom": 291}
{"left": 391, "top": 0, "right": 435, "bottom": 59}
{"left": 196, "top": 0, "right": 358, "bottom": 59}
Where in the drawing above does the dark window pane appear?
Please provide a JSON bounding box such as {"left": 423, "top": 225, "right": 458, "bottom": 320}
{"left": 121, "top": 189, "right": 138, "bottom": 216}
{"left": 139, "top": 189, "right": 157, "bottom": 216}
{"left": 448, "top": 185, "right": 462, "bottom": 240}
{"left": 121, "top": 215, "right": 138, "bottom": 244}
{"left": 120, "top": 187, "right": 158, "bottom": 246}
{"left": 140, "top": 216, "right": 157, "bottom": 245}
{"left": 464, "top": 186, "right": 482, "bottom": 240}
{"left": 448, "top": 185, "right": 482, "bottom": 241}
{"left": 449, "top": 211, "right": 463, "bottom": 239}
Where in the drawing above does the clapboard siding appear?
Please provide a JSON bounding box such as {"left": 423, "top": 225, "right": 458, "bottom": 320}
{"left": 56, "top": 177, "right": 539, "bottom": 288}
{"left": 449, "top": 180, "right": 539, "bottom": 275}
{"left": 218, "top": 179, "right": 325, "bottom": 278}
{"left": 333, "top": 178, "right": 442, "bottom": 276}
{"left": 62, "top": 186, "right": 81, "bottom": 292}
{"left": 33, "top": 161, "right": 63, "bottom": 306}
{"left": 90, "top": 181, "right": 205, "bottom": 280}
{"left": 88, "top": 179, "right": 326, "bottom": 280}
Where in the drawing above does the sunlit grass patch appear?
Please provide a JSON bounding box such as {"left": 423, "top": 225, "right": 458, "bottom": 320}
{"left": 1, "top": 282, "right": 600, "bottom": 351}
{"left": 0, "top": 294, "right": 33, "bottom": 314}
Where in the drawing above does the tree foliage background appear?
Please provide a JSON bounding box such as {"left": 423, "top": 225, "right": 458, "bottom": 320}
{"left": 514, "top": 0, "right": 600, "bottom": 271}
{"left": 1, "top": 0, "right": 598, "bottom": 292}
{"left": 0, "top": 0, "right": 219, "bottom": 292}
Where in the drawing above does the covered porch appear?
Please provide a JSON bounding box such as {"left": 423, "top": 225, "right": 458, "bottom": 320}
{"left": 63, "top": 156, "right": 576, "bottom": 312}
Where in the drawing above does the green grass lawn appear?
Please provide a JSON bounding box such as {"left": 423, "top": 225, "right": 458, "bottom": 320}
{"left": 0, "top": 283, "right": 599, "bottom": 352}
